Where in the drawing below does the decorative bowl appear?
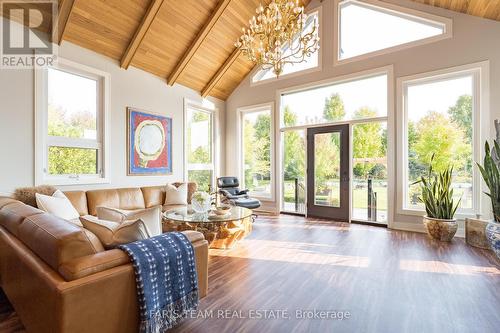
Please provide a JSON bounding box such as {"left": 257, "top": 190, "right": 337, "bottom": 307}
{"left": 213, "top": 205, "right": 231, "bottom": 216}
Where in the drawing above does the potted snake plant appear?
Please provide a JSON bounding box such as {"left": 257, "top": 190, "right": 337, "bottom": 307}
{"left": 415, "top": 155, "right": 461, "bottom": 241}
{"left": 477, "top": 140, "right": 500, "bottom": 258}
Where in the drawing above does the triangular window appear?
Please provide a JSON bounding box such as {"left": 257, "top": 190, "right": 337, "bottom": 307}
{"left": 252, "top": 10, "right": 320, "bottom": 83}
{"left": 338, "top": 0, "right": 451, "bottom": 62}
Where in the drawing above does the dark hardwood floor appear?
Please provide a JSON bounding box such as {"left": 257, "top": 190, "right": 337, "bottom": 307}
{"left": 172, "top": 215, "right": 500, "bottom": 333}
{"left": 1, "top": 215, "right": 499, "bottom": 333}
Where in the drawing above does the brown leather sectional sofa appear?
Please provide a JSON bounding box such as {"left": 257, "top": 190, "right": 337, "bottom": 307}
{"left": 0, "top": 184, "right": 208, "bottom": 333}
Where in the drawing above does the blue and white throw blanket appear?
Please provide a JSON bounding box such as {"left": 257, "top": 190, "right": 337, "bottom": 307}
{"left": 119, "top": 232, "right": 198, "bottom": 332}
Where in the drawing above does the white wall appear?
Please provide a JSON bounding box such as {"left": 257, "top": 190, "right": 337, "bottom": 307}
{"left": 225, "top": 0, "right": 500, "bottom": 228}
{"left": 0, "top": 20, "right": 225, "bottom": 195}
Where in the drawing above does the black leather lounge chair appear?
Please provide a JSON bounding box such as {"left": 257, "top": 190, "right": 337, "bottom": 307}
{"left": 217, "top": 177, "right": 261, "bottom": 210}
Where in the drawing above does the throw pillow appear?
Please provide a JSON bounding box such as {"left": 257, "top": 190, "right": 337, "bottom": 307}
{"left": 96, "top": 206, "right": 161, "bottom": 237}
{"left": 14, "top": 185, "right": 57, "bottom": 207}
{"left": 165, "top": 183, "right": 188, "bottom": 206}
{"left": 80, "top": 215, "right": 149, "bottom": 249}
{"left": 35, "top": 190, "right": 80, "bottom": 221}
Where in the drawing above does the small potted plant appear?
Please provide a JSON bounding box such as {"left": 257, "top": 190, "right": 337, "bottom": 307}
{"left": 415, "top": 155, "right": 461, "bottom": 241}
{"left": 477, "top": 140, "right": 500, "bottom": 258}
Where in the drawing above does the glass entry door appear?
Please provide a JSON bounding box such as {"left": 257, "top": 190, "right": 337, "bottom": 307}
{"left": 307, "top": 125, "right": 350, "bottom": 221}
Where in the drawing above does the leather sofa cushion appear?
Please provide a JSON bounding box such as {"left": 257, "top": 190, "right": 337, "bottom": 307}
{"left": 141, "top": 186, "right": 166, "bottom": 208}
{"left": 0, "top": 202, "right": 44, "bottom": 237}
{"left": 63, "top": 191, "right": 89, "bottom": 216}
{"left": 86, "top": 188, "right": 146, "bottom": 216}
{"left": 17, "top": 213, "right": 102, "bottom": 271}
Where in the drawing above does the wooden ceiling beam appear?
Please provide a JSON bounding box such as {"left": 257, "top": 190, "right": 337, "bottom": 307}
{"left": 53, "top": 0, "right": 76, "bottom": 45}
{"left": 200, "top": 0, "right": 311, "bottom": 98}
{"left": 120, "top": 0, "right": 165, "bottom": 70}
{"left": 167, "top": 0, "right": 233, "bottom": 86}
{"left": 201, "top": 48, "right": 240, "bottom": 98}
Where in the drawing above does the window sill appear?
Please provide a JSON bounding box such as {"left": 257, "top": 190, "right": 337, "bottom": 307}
{"left": 39, "top": 177, "right": 110, "bottom": 186}
{"left": 397, "top": 207, "right": 479, "bottom": 221}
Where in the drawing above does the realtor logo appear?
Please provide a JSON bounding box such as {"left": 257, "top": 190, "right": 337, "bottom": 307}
{"left": 1, "top": 0, "right": 57, "bottom": 68}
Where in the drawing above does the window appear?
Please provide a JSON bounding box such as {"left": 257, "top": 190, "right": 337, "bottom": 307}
{"left": 240, "top": 104, "right": 274, "bottom": 199}
{"left": 352, "top": 121, "right": 387, "bottom": 223}
{"left": 35, "top": 59, "right": 109, "bottom": 185}
{"left": 279, "top": 67, "right": 391, "bottom": 222}
{"left": 282, "top": 128, "right": 306, "bottom": 214}
{"left": 185, "top": 104, "right": 216, "bottom": 192}
{"left": 280, "top": 73, "right": 387, "bottom": 127}
{"left": 252, "top": 10, "right": 320, "bottom": 83}
{"left": 337, "top": 0, "right": 451, "bottom": 63}
{"left": 399, "top": 64, "right": 488, "bottom": 216}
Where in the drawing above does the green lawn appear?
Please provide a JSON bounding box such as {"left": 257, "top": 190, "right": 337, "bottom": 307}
{"left": 283, "top": 180, "right": 388, "bottom": 212}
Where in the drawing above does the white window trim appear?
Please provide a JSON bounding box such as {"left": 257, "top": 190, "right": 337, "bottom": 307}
{"left": 35, "top": 58, "right": 110, "bottom": 186}
{"left": 396, "top": 61, "right": 490, "bottom": 220}
{"left": 275, "top": 65, "right": 395, "bottom": 227}
{"left": 183, "top": 99, "right": 219, "bottom": 192}
{"left": 237, "top": 102, "right": 276, "bottom": 201}
{"left": 333, "top": 0, "right": 453, "bottom": 66}
{"left": 250, "top": 7, "right": 323, "bottom": 87}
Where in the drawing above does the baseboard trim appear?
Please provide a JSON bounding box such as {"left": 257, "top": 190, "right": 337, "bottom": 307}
{"left": 391, "top": 221, "right": 465, "bottom": 238}
{"left": 254, "top": 209, "right": 279, "bottom": 216}
{"left": 0, "top": 192, "right": 13, "bottom": 197}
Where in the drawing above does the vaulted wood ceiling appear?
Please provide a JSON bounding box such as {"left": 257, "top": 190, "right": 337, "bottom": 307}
{"left": 59, "top": 0, "right": 287, "bottom": 101}
{"left": 410, "top": 0, "right": 500, "bottom": 21}
{"left": 2, "top": 0, "right": 500, "bottom": 100}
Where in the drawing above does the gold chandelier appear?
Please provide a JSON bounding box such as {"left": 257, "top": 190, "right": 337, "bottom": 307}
{"left": 235, "top": 0, "right": 320, "bottom": 77}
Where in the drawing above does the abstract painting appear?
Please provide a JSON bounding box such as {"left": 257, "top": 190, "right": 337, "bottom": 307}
{"left": 127, "top": 107, "right": 172, "bottom": 175}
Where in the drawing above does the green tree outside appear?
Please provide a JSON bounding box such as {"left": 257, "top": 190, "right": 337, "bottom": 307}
{"left": 48, "top": 105, "right": 98, "bottom": 175}
{"left": 352, "top": 108, "right": 384, "bottom": 178}
{"left": 323, "top": 93, "right": 345, "bottom": 122}
{"left": 448, "top": 95, "right": 472, "bottom": 143}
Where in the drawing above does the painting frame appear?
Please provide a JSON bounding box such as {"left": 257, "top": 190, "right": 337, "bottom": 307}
{"left": 127, "top": 107, "right": 173, "bottom": 176}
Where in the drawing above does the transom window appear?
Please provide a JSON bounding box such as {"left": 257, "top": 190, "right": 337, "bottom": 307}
{"left": 337, "top": 0, "right": 451, "bottom": 62}
{"left": 280, "top": 73, "right": 387, "bottom": 127}
{"left": 35, "top": 60, "right": 109, "bottom": 185}
{"left": 252, "top": 10, "right": 320, "bottom": 83}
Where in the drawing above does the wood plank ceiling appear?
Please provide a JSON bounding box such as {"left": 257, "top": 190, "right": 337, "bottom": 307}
{"left": 62, "top": 0, "right": 279, "bottom": 100}
{"left": 2, "top": 0, "right": 500, "bottom": 100}
{"left": 410, "top": 0, "right": 500, "bottom": 21}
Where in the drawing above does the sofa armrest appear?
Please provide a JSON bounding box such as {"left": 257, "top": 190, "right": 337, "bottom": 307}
{"left": 59, "top": 231, "right": 208, "bottom": 298}
{"left": 181, "top": 230, "right": 208, "bottom": 298}
{"left": 58, "top": 249, "right": 130, "bottom": 281}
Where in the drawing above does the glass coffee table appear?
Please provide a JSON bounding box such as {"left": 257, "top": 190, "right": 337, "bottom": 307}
{"left": 162, "top": 206, "right": 253, "bottom": 249}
